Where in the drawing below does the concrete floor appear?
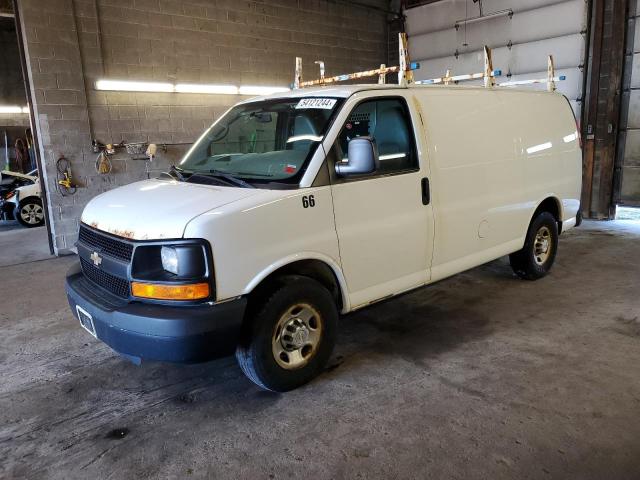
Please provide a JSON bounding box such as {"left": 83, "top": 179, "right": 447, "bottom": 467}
{"left": 0, "top": 220, "right": 52, "bottom": 267}
{"left": 1, "top": 220, "right": 639, "bottom": 480}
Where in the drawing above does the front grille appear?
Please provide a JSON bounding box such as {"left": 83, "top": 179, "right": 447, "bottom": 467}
{"left": 80, "top": 257, "right": 130, "bottom": 298}
{"left": 78, "top": 224, "right": 133, "bottom": 262}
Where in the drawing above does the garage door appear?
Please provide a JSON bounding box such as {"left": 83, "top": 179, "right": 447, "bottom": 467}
{"left": 405, "top": 0, "right": 588, "bottom": 118}
{"left": 618, "top": 2, "right": 640, "bottom": 206}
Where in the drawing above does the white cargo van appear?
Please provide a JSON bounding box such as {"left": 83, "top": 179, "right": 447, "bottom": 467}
{"left": 65, "top": 84, "right": 581, "bottom": 391}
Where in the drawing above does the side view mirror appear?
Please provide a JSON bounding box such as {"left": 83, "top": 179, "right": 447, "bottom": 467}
{"left": 335, "top": 137, "right": 379, "bottom": 176}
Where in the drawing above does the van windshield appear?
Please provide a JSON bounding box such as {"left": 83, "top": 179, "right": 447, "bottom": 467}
{"left": 179, "top": 97, "right": 342, "bottom": 186}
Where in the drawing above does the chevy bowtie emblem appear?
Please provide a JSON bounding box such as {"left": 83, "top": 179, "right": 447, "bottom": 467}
{"left": 90, "top": 251, "right": 103, "bottom": 267}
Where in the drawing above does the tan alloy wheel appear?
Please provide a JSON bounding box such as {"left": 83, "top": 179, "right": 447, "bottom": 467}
{"left": 272, "top": 303, "right": 322, "bottom": 370}
{"left": 533, "top": 225, "right": 552, "bottom": 266}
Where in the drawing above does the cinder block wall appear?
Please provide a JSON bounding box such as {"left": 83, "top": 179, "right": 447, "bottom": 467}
{"left": 17, "top": 0, "right": 391, "bottom": 253}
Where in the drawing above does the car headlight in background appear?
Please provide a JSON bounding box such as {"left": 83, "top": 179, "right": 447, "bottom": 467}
{"left": 161, "top": 246, "right": 179, "bottom": 275}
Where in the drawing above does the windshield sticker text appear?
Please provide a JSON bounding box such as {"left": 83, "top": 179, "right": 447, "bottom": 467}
{"left": 295, "top": 98, "right": 337, "bottom": 110}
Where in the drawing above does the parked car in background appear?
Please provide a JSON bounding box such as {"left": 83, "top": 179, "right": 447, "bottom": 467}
{"left": 0, "top": 169, "right": 44, "bottom": 228}
{"left": 65, "top": 84, "right": 582, "bottom": 392}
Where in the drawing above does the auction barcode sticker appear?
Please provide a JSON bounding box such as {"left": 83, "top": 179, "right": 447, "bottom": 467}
{"left": 295, "top": 98, "right": 337, "bottom": 109}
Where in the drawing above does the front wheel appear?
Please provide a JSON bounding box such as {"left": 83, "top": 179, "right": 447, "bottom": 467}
{"left": 15, "top": 197, "right": 45, "bottom": 228}
{"left": 236, "top": 276, "right": 338, "bottom": 392}
{"left": 509, "top": 211, "right": 558, "bottom": 280}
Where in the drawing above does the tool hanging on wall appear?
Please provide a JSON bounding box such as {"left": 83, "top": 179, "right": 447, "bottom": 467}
{"left": 56, "top": 156, "right": 77, "bottom": 196}
{"left": 95, "top": 151, "right": 112, "bottom": 174}
{"left": 92, "top": 139, "right": 124, "bottom": 154}
{"left": 144, "top": 143, "right": 157, "bottom": 179}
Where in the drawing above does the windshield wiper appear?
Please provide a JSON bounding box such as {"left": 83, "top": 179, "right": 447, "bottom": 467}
{"left": 168, "top": 165, "right": 186, "bottom": 181}
{"left": 197, "top": 170, "right": 255, "bottom": 189}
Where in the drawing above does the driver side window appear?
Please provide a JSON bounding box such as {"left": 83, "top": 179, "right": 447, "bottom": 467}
{"left": 335, "top": 98, "right": 418, "bottom": 175}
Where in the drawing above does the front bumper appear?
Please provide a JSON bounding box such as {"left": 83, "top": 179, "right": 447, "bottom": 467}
{"left": 65, "top": 262, "right": 247, "bottom": 363}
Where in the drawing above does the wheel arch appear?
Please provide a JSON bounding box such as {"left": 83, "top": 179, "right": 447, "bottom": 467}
{"left": 531, "top": 196, "right": 563, "bottom": 232}
{"left": 17, "top": 195, "right": 42, "bottom": 205}
{"left": 242, "top": 254, "right": 350, "bottom": 313}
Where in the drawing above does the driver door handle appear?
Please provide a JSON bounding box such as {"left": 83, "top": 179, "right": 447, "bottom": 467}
{"left": 421, "top": 177, "right": 430, "bottom": 205}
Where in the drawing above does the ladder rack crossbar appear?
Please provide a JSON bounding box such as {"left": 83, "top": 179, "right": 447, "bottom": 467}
{"left": 498, "top": 75, "right": 566, "bottom": 87}
{"left": 416, "top": 69, "right": 502, "bottom": 85}
{"left": 293, "top": 40, "right": 564, "bottom": 93}
{"left": 298, "top": 63, "right": 419, "bottom": 88}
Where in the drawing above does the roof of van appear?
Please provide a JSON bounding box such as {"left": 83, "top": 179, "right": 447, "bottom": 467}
{"left": 239, "top": 83, "right": 557, "bottom": 104}
{"left": 238, "top": 84, "right": 402, "bottom": 103}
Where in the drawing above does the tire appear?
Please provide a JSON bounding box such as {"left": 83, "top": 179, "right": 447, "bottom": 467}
{"left": 236, "top": 275, "right": 338, "bottom": 392}
{"left": 509, "top": 211, "right": 558, "bottom": 280}
{"left": 15, "top": 197, "right": 45, "bottom": 228}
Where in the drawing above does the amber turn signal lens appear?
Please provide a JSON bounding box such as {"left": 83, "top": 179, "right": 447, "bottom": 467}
{"left": 131, "top": 281, "right": 210, "bottom": 300}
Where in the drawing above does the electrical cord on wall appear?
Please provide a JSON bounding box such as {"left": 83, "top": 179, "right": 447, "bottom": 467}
{"left": 56, "top": 156, "right": 77, "bottom": 196}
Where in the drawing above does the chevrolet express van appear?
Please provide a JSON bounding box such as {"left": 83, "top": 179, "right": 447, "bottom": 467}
{"left": 65, "top": 84, "right": 581, "bottom": 391}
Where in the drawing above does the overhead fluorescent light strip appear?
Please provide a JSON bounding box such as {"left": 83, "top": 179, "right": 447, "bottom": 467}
{"left": 0, "top": 106, "right": 29, "bottom": 114}
{"left": 95, "top": 79, "right": 289, "bottom": 96}
{"left": 175, "top": 84, "right": 238, "bottom": 94}
{"left": 96, "top": 80, "right": 174, "bottom": 92}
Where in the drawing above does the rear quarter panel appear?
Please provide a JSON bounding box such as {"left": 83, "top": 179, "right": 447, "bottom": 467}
{"left": 414, "top": 87, "right": 581, "bottom": 280}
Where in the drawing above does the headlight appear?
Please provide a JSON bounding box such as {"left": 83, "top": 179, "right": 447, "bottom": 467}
{"left": 131, "top": 241, "right": 213, "bottom": 301}
{"left": 161, "top": 246, "right": 179, "bottom": 275}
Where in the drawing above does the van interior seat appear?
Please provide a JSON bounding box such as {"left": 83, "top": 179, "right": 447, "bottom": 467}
{"left": 291, "top": 115, "right": 318, "bottom": 151}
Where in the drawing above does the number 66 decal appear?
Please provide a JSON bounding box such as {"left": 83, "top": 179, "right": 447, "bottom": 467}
{"left": 302, "top": 195, "right": 315, "bottom": 208}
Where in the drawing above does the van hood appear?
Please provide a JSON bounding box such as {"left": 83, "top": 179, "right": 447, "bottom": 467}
{"left": 81, "top": 179, "right": 259, "bottom": 240}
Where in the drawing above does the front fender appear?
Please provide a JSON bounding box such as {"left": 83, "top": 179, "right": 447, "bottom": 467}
{"left": 242, "top": 252, "right": 351, "bottom": 313}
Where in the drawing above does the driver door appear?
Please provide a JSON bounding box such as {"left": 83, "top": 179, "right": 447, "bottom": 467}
{"left": 329, "top": 95, "right": 434, "bottom": 309}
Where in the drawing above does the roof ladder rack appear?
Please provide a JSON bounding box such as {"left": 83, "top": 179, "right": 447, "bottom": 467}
{"left": 414, "top": 45, "right": 502, "bottom": 86}
{"left": 498, "top": 55, "right": 566, "bottom": 91}
{"left": 415, "top": 47, "right": 565, "bottom": 92}
{"left": 293, "top": 33, "right": 420, "bottom": 89}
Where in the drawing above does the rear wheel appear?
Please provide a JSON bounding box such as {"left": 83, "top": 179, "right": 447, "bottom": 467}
{"left": 15, "top": 197, "right": 44, "bottom": 228}
{"left": 509, "top": 211, "right": 558, "bottom": 280}
{"left": 236, "top": 276, "right": 338, "bottom": 392}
